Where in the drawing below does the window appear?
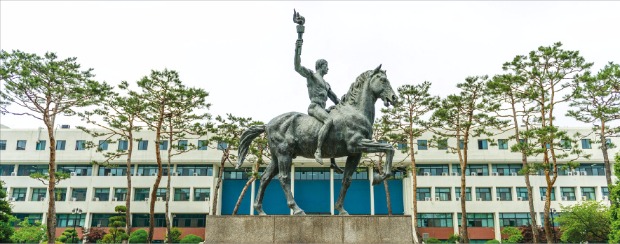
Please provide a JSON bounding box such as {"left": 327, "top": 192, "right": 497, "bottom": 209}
{"left": 458, "top": 139, "right": 465, "bottom": 149}
{"left": 173, "top": 214, "right": 206, "bottom": 227}
{"left": 16, "top": 140, "right": 26, "bottom": 150}
{"left": 94, "top": 188, "right": 110, "bottom": 201}
{"left": 498, "top": 139, "right": 508, "bottom": 150}
{"left": 91, "top": 214, "right": 114, "bottom": 227}
{"left": 156, "top": 188, "right": 167, "bottom": 199}
{"left": 57, "top": 214, "right": 86, "bottom": 227}
{"left": 581, "top": 139, "right": 592, "bottom": 149}
{"left": 174, "top": 188, "right": 190, "bottom": 201}
{"left": 496, "top": 187, "right": 512, "bottom": 201}
{"left": 417, "top": 140, "right": 428, "bottom": 150}
{"left": 58, "top": 164, "right": 92, "bottom": 176}
{"left": 457, "top": 213, "right": 494, "bottom": 227}
{"left": 71, "top": 188, "right": 87, "bottom": 201}
{"left": 138, "top": 140, "right": 148, "bottom": 150}
{"left": 453, "top": 164, "right": 489, "bottom": 176}
{"left": 602, "top": 187, "right": 610, "bottom": 198}
{"left": 437, "top": 139, "right": 448, "bottom": 150}
{"left": 500, "top": 213, "right": 531, "bottom": 227}
{"left": 560, "top": 187, "right": 576, "bottom": 201}
{"left": 36, "top": 140, "right": 46, "bottom": 150}
{"left": 55, "top": 188, "right": 67, "bottom": 201}
{"left": 435, "top": 187, "right": 451, "bottom": 201}
{"left": 397, "top": 142, "right": 407, "bottom": 150}
{"left": 417, "top": 213, "right": 453, "bottom": 227}
{"left": 56, "top": 140, "right": 66, "bottom": 150}
{"left": 540, "top": 187, "right": 556, "bottom": 201}
{"left": 492, "top": 164, "right": 522, "bottom": 176}
{"left": 296, "top": 167, "right": 332, "bottom": 180}
{"left": 137, "top": 165, "right": 161, "bottom": 176}
{"left": 114, "top": 188, "right": 127, "bottom": 201}
{"left": 179, "top": 140, "right": 189, "bottom": 150}
{"left": 198, "top": 140, "right": 208, "bottom": 150}
{"left": 118, "top": 140, "right": 128, "bottom": 150}
{"left": 540, "top": 212, "right": 561, "bottom": 227}
{"left": 176, "top": 165, "right": 213, "bottom": 176}
{"left": 476, "top": 187, "right": 492, "bottom": 201}
{"left": 98, "top": 140, "right": 108, "bottom": 151}
{"left": 12, "top": 213, "right": 43, "bottom": 226}
{"left": 17, "top": 164, "right": 48, "bottom": 176}
{"left": 560, "top": 139, "right": 571, "bottom": 149}
{"left": 0, "top": 140, "right": 6, "bottom": 150}
{"left": 477, "top": 139, "right": 488, "bottom": 150}
{"left": 581, "top": 187, "right": 595, "bottom": 200}
{"left": 31, "top": 188, "right": 47, "bottom": 201}
{"left": 98, "top": 165, "right": 132, "bottom": 176}
{"left": 516, "top": 187, "right": 529, "bottom": 200}
{"left": 455, "top": 187, "right": 472, "bottom": 201}
{"left": 417, "top": 164, "right": 449, "bottom": 176}
{"left": 0, "top": 164, "right": 14, "bottom": 176}
{"left": 159, "top": 140, "right": 168, "bottom": 150}
{"left": 216, "top": 141, "right": 227, "bottom": 150}
{"left": 133, "top": 213, "right": 166, "bottom": 227}
{"left": 75, "top": 140, "right": 86, "bottom": 150}
{"left": 194, "top": 188, "right": 211, "bottom": 201}
{"left": 12, "top": 188, "right": 27, "bottom": 201}
{"left": 134, "top": 188, "right": 150, "bottom": 201}
{"left": 417, "top": 188, "right": 431, "bottom": 201}
{"left": 572, "top": 164, "right": 605, "bottom": 176}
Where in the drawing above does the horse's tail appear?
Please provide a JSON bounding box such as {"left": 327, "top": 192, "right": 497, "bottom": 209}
{"left": 236, "top": 124, "right": 266, "bottom": 169}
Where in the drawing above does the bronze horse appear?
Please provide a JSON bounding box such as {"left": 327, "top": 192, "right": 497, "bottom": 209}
{"left": 237, "top": 65, "right": 398, "bottom": 215}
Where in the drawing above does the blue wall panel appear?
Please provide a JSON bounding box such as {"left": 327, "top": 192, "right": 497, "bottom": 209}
{"left": 255, "top": 180, "right": 290, "bottom": 215}
{"left": 333, "top": 180, "right": 371, "bottom": 215}
{"left": 294, "top": 180, "right": 330, "bottom": 214}
{"left": 221, "top": 180, "right": 251, "bottom": 215}
{"left": 373, "top": 180, "right": 404, "bottom": 215}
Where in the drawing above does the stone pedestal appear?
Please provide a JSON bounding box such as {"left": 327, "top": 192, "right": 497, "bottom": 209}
{"left": 205, "top": 215, "right": 413, "bottom": 243}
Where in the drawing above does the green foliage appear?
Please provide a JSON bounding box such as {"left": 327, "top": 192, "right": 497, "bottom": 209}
{"left": 83, "top": 227, "right": 106, "bottom": 243}
{"left": 10, "top": 219, "right": 46, "bottom": 243}
{"left": 567, "top": 62, "right": 620, "bottom": 126}
{"left": 501, "top": 226, "right": 523, "bottom": 243}
{"left": 179, "top": 234, "right": 203, "bottom": 243}
{"left": 556, "top": 200, "right": 610, "bottom": 243}
{"left": 446, "top": 234, "right": 460, "bottom": 243}
{"left": 127, "top": 229, "right": 148, "bottom": 243}
{"left": 57, "top": 228, "right": 79, "bottom": 243}
{"left": 165, "top": 227, "right": 182, "bottom": 243}
{"left": 0, "top": 181, "right": 14, "bottom": 243}
{"left": 484, "top": 240, "right": 500, "bottom": 244}
{"left": 103, "top": 205, "right": 129, "bottom": 243}
{"left": 609, "top": 153, "right": 620, "bottom": 242}
{"left": 29, "top": 172, "right": 71, "bottom": 185}
{"left": 424, "top": 237, "right": 441, "bottom": 243}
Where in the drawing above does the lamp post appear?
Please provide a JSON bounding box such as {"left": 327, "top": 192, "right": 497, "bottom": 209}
{"left": 550, "top": 208, "right": 556, "bottom": 243}
{"left": 71, "top": 208, "right": 83, "bottom": 243}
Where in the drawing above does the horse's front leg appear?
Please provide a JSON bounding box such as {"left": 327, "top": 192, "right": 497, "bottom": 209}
{"left": 357, "top": 139, "right": 394, "bottom": 185}
{"left": 334, "top": 154, "right": 361, "bottom": 215}
{"left": 276, "top": 154, "right": 305, "bottom": 215}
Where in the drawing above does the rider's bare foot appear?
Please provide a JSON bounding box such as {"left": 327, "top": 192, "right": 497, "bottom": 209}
{"left": 314, "top": 150, "right": 324, "bottom": 165}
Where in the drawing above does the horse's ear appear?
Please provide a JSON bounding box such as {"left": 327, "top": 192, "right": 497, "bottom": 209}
{"left": 373, "top": 64, "right": 382, "bottom": 74}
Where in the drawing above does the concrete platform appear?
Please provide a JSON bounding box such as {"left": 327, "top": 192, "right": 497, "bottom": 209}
{"left": 205, "top": 215, "right": 413, "bottom": 243}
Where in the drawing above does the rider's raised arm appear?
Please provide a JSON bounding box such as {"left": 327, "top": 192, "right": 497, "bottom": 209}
{"left": 328, "top": 88, "right": 340, "bottom": 105}
{"left": 294, "top": 40, "right": 311, "bottom": 78}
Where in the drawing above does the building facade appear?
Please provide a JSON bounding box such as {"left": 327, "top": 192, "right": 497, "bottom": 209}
{"left": 0, "top": 126, "right": 616, "bottom": 242}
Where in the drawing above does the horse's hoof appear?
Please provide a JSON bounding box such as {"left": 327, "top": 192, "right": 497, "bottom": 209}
{"left": 258, "top": 211, "right": 267, "bottom": 215}
{"left": 338, "top": 210, "right": 349, "bottom": 216}
{"left": 294, "top": 210, "right": 306, "bottom": 215}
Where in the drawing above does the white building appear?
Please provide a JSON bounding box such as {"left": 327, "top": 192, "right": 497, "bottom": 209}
{"left": 0, "top": 126, "right": 616, "bottom": 242}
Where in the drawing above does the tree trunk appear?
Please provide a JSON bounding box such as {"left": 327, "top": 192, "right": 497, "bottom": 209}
{"left": 459, "top": 163, "right": 468, "bottom": 243}
{"left": 164, "top": 126, "right": 173, "bottom": 243}
{"left": 211, "top": 149, "right": 228, "bottom": 215}
{"left": 125, "top": 132, "right": 134, "bottom": 235}
{"left": 376, "top": 157, "right": 392, "bottom": 215}
{"left": 543, "top": 185, "right": 553, "bottom": 243}
{"left": 411, "top": 165, "right": 419, "bottom": 243}
{"left": 600, "top": 122, "right": 613, "bottom": 190}
{"left": 524, "top": 173, "right": 539, "bottom": 243}
{"left": 148, "top": 115, "right": 165, "bottom": 243}
{"left": 232, "top": 177, "right": 255, "bottom": 215}
{"left": 45, "top": 118, "right": 57, "bottom": 243}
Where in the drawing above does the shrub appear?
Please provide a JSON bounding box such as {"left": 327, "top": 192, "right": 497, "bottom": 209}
{"left": 179, "top": 234, "right": 203, "bottom": 243}
{"left": 424, "top": 237, "right": 441, "bottom": 243}
{"left": 128, "top": 229, "right": 148, "bottom": 243}
{"left": 165, "top": 228, "right": 182, "bottom": 243}
{"left": 485, "top": 240, "right": 500, "bottom": 244}
{"left": 83, "top": 227, "right": 106, "bottom": 243}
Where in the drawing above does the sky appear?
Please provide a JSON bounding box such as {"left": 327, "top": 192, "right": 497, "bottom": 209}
{"left": 1, "top": 1, "right": 619, "bottom": 129}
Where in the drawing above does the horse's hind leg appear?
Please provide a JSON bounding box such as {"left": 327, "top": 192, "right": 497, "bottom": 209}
{"left": 277, "top": 154, "right": 305, "bottom": 215}
{"left": 334, "top": 154, "right": 361, "bottom": 215}
{"left": 254, "top": 158, "right": 279, "bottom": 215}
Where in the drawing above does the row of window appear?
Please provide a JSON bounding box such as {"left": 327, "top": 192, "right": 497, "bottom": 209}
{"left": 4, "top": 187, "right": 211, "bottom": 202}
{"left": 408, "top": 138, "right": 611, "bottom": 151}
{"left": 11, "top": 213, "right": 206, "bottom": 228}
{"left": 0, "top": 139, "right": 226, "bottom": 151}
{"left": 222, "top": 167, "right": 405, "bottom": 180}
{"left": 0, "top": 164, "right": 214, "bottom": 177}
{"left": 416, "top": 163, "right": 606, "bottom": 176}
{"left": 416, "top": 186, "right": 609, "bottom": 202}
{"left": 417, "top": 212, "right": 559, "bottom": 228}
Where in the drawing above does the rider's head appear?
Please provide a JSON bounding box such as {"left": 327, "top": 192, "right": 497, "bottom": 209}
{"left": 316, "top": 59, "right": 328, "bottom": 75}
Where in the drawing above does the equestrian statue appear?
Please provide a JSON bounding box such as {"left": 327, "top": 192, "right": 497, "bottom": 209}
{"left": 236, "top": 10, "right": 399, "bottom": 215}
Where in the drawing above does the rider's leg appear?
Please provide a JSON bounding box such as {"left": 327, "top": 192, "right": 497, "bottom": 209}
{"left": 308, "top": 103, "right": 332, "bottom": 165}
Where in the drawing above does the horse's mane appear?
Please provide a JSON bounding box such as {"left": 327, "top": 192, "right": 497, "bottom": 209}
{"left": 338, "top": 70, "right": 374, "bottom": 107}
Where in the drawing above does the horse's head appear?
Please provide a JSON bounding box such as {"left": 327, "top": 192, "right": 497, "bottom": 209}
{"left": 368, "top": 64, "right": 398, "bottom": 107}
